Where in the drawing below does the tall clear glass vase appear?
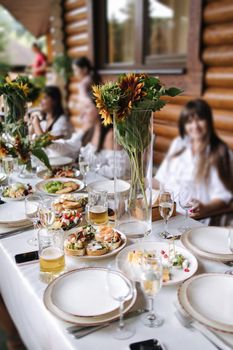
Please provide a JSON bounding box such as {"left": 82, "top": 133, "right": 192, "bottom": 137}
{"left": 114, "top": 109, "right": 153, "bottom": 239}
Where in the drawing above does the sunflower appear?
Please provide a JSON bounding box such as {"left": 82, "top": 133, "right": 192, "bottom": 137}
{"left": 93, "top": 85, "right": 113, "bottom": 125}
{"left": 18, "top": 82, "right": 29, "bottom": 96}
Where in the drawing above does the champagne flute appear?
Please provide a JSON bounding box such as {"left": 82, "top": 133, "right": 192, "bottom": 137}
{"left": 38, "top": 198, "right": 56, "bottom": 228}
{"left": 140, "top": 255, "right": 164, "bottom": 327}
{"left": 2, "top": 156, "right": 14, "bottom": 185}
{"left": 106, "top": 269, "right": 135, "bottom": 340}
{"left": 159, "top": 189, "right": 174, "bottom": 239}
{"left": 179, "top": 182, "right": 196, "bottom": 232}
{"left": 25, "top": 194, "right": 42, "bottom": 246}
{"left": 79, "top": 154, "right": 89, "bottom": 188}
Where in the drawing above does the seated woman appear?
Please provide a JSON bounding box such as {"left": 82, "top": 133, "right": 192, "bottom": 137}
{"left": 30, "top": 86, "right": 73, "bottom": 139}
{"left": 154, "top": 99, "right": 233, "bottom": 224}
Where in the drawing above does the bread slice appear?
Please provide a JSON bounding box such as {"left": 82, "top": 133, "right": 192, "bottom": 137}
{"left": 86, "top": 241, "right": 108, "bottom": 256}
{"left": 64, "top": 246, "right": 85, "bottom": 256}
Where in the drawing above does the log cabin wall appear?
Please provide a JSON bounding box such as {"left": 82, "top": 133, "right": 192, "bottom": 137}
{"left": 63, "top": 0, "right": 233, "bottom": 165}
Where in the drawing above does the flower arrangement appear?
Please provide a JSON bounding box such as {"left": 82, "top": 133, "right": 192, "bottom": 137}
{"left": 93, "top": 73, "right": 182, "bottom": 234}
{"left": 0, "top": 75, "right": 52, "bottom": 170}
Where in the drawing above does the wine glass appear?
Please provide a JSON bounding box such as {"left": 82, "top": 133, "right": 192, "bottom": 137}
{"left": 2, "top": 156, "right": 14, "bottom": 185}
{"left": 106, "top": 269, "right": 135, "bottom": 340}
{"left": 79, "top": 154, "right": 89, "bottom": 188}
{"left": 38, "top": 198, "right": 56, "bottom": 228}
{"left": 139, "top": 255, "right": 164, "bottom": 327}
{"left": 225, "top": 226, "right": 233, "bottom": 275}
{"left": 159, "top": 189, "right": 174, "bottom": 239}
{"left": 87, "top": 189, "right": 108, "bottom": 226}
{"left": 25, "top": 194, "right": 42, "bottom": 246}
{"left": 179, "top": 182, "right": 196, "bottom": 232}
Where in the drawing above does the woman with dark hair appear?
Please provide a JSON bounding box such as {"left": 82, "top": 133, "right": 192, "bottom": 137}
{"left": 154, "top": 99, "right": 233, "bottom": 222}
{"left": 31, "top": 86, "right": 72, "bottom": 139}
{"left": 73, "top": 56, "right": 101, "bottom": 95}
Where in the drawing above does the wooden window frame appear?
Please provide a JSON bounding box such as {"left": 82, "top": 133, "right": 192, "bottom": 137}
{"left": 91, "top": 0, "right": 203, "bottom": 95}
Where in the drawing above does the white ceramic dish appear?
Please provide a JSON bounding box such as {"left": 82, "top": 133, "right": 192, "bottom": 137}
{"left": 35, "top": 178, "right": 84, "bottom": 197}
{"left": 178, "top": 273, "right": 233, "bottom": 334}
{"left": 65, "top": 230, "right": 127, "bottom": 260}
{"left": 181, "top": 227, "right": 233, "bottom": 262}
{"left": 0, "top": 201, "right": 29, "bottom": 225}
{"left": 50, "top": 268, "right": 131, "bottom": 317}
{"left": 49, "top": 157, "right": 74, "bottom": 167}
{"left": 44, "top": 267, "right": 137, "bottom": 325}
{"left": 37, "top": 169, "right": 80, "bottom": 179}
{"left": 87, "top": 180, "right": 130, "bottom": 197}
{"left": 116, "top": 241, "right": 198, "bottom": 286}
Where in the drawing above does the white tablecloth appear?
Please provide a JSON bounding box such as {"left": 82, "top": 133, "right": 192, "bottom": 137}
{"left": 0, "top": 173, "right": 232, "bottom": 350}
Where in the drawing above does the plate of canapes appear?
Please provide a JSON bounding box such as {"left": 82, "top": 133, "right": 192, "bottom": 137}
{"left": 64, "top": 225, "right": 127, "bottom": 259}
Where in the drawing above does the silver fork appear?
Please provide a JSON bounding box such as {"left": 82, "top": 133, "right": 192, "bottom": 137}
{"left": 174, "top": 309, "right": 232, "bottom": 350}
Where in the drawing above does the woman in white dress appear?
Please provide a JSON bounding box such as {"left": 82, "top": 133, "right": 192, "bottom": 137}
{"left": 154, "top": 99, "right": 233, "bottom": 223}
{"left": 30, "top": 86, "right": 73, "bottom": 139}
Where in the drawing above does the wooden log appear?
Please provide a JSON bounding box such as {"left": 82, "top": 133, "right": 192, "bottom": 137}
{"left": 218, "top": 132, "right": 233, "bottom": 149}
{"left": 66, "top": 21, "right": 88, "bottom": 35}
{"left": 204, "top": 23, "right": 233, "bottom": 46}
{"left": 203, "top": 88, "right": 233, "bottom": 110}
{"left": 65, "top": 0, "right": 86, "bottom": 11}
{"left": 206, "top": 67, "right": 233, "bottom": 87}
{"left": 155, "top": 104, "right": 182, "bottom": 123}
{"left": 203, "top": 45, "right": 233, "bottom": 66}
{"left": 154, "top": 136, "right": 172, "bottom": 152}
{"left": 65, "top": 7, "right": 87, "bottom": 23}
{"left": 154, "top": 124, "right": 178, "bottom": 138}
{"left": 67, "top": 46, "right": 89, "bottom": 58}
{"left": 153, "top": 151, "right": 166, "bottom": 165}
{"left": 66, "top": 33, "right": 88, "bottom": 47}
{"left": 204, "top": 0, "right": 233, "bottom": 25}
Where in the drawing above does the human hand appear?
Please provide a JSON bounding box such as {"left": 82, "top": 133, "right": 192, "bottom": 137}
{"left": 188, "top": 199, "right": 208, "bottom": 219}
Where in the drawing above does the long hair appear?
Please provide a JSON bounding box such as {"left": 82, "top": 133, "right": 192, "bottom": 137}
{"left": 81, "top": 122, "right": 113, "bottom": 153}
{"left": 43, "top": 86, "right": 65, "bottom": 126}
{"left": 174, "top": 99, "right": 233, "bottom": 193}
{"left": 73, "top": 56, "right": 101, "bottom": 86}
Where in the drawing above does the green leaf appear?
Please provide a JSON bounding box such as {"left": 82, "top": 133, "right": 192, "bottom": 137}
{"left": 31, "top": 148, "right": 51, "bottom": 170}
{"left": 164, "top": 87, "right": 183, "bottom": 97}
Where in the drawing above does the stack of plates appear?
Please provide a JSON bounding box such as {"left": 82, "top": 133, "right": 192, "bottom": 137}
{"left": 178, "top": 273, "right": 233, "bottom": 334}
{"left": 0, "top": 201, "right": 31, "bottom": 228}
{"left": 44, "top": 267, "right": 137, "bottom": 325}
{"left": 181, "top": 227, "right": 233, "bottom": 262}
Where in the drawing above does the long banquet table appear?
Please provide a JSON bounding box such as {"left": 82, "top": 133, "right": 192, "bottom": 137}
{"left": 0, "top": 172, "right": 232, "bottom": 350}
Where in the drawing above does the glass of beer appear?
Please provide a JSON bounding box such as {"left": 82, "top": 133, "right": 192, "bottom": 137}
{"left": 87, "top": 189, "right": 108, "bottom": 225}
{"left": 38, "top": 228, "right": 65, "bottom": 281}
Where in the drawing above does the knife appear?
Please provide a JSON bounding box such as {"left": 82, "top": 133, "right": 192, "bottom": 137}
{"left": 67, "top": 308, "right": 148, "bottom": 335}
{"left": 0, "top": 226, "right": 33, "bottom": 239}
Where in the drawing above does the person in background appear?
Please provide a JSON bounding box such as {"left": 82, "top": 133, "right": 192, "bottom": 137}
{"left": 30, "top": 86, "right": 73, "bottom": 140}
{"left": 154, "top": 99, "right": 233, "bottom": 224}
{"left": 31, "top": 43, "right": 47, "bottom": 77}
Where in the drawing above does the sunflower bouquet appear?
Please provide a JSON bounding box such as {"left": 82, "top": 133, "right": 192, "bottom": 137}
{"left": 0, "top": 75, "right": 52, "bottom": 170}
{"left": 93, "top": 73, "right": 182, "bottom": 233}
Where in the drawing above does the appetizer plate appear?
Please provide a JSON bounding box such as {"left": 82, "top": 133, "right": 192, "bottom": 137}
{"left": 44, "top": 267, "right": 137, "bottom": 324}
{"left": 116, "top": 241, "right": 198, "bottom": 286}
{"left": 35, "top": 178, "right": 84, "bottom": 197}
{"left": 49, "top": 156, "right": 74, "bottom": 167}
{"left": 181, "top": 227, "right": 233, "bottom": 262}
{"left": 87, "top": 180, "right": 130, "bottom": 197}
{"left": 66, "top": 231, "right": 127, "bottom": 260}
{"left": 50, "top": 268, "right": 132, "bottom": 317}
{"left": 178, "top": 273, "right": 233, "bottom": 334}
{"left": 0, "top": 201, "right": 29, "bottom": 225}
{"left": 37, "top": 169, "right": 80, "bottom": 179}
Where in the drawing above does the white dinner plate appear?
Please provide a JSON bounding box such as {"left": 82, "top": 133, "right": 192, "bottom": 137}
{"left": 0, "top": 201, "right": 29, "bottom": 225}
{"left": 35, "top": 178, "right": 84, "bottom": 197}
{"left": 181, "top": 227, "right": 233, "bottom": 262}
{"left": 65, "top": 231, "right": 127, "bottom": 260}
{"left": 116, "top": 241, "right": 198, "bottom": 286}
{"left": 49, "top": 157, "right": 74, "bottom": 167}
{"left": 44, "top": 267, "right": 137, "bottom": 324}
{"left": 37, "top": 169, "right": 80, "bottom": 179}
{"left": 178, "top": 273, "right": 233, "bottom": 334}
{"left": 87, "top": 180, "right": 130, "bottom": 197}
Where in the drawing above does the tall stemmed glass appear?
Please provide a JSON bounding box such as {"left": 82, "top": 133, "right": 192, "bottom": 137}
{"left": 140, "top": 255, "right": 163, "bottom": 327}
{"left": 225, "top": 226, "right": 233, "bottom": 275}
{"left": 159, "top": 189, "right": 174, "bottom": 239}
{"left": 25, "top": 194, "right": 42, "bottom": 246}
{"left": 179, "top": 182, "right": 196, "bottom": 232}
{"left": 38, "top": 198, "right": 56, "bottom": 228}
{"left": 79, "top": 154, "right": 89, "bottom": 188}
{"left": 106, "top": 269, "right": 135, "bottom": 340}
{"left": 2, "top": 156, "right": 14, "bottom": 185}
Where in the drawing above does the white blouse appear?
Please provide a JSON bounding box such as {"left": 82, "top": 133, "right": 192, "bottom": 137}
{"left": 40, "top": 115, "right": 73, "bottom": 139}
{"left": 80, "top": 143, "right": 129, "bottom": 179}
{"left": 155, "top": 137, "right": 232, "bottom": 212}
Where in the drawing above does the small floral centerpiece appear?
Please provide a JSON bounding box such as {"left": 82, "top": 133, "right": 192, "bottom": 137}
{"left": 0, "top": 75, "right": 52, "bottom": 170}
{"left": 93, "top": 73, "right": 182, "bottom": 237}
